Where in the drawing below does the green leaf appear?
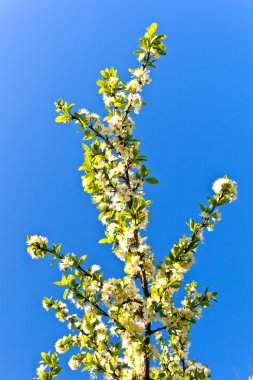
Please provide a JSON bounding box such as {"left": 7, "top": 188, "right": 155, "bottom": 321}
{"left": 146, "top": 177, "right": 159, "bottom": 184}
{"left": 140, "top": 165, "right": 150, "bottom": 178}
{"left": 84, "top": 130, "right": 94, "bottom": 140}
{"left": 147, "top": 22, "right": 158, "bottom": 36}
{"left": 79, "top": 255, "right": 87, "bottom": 264}
{"left": 189, "top": 218, "right": 195, "bottom": 231}
{"left": 53, "top": 367, "right": 62, "bottom": 375}
{"left": 41, "top": 352, "right": 48, "bottom": 361}
{"left": 63, "top": 288, "right": 69, "bottom": 300}
{"left": 54, "top": 275, "right": 67, "bottom": 286}
{"left": 55, "top": 115, "right": 67, "bottom": 123}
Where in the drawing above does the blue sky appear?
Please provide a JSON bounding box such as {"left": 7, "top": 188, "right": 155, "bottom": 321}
{"left": 1, "top": 1, "right": 253, "bottom": 379}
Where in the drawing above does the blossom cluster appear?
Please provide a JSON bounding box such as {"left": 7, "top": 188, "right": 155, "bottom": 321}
{"left": 34, "top": 352, "right": 62, "bottom": 380}
{"left": 28, "top": 23, "right": 237, "bottom": 380}
{"left": 212, "top": 176, "right": 237, "bottom": 203}
{"left": 27, "top": 235, "right": 48, "bottom": 259}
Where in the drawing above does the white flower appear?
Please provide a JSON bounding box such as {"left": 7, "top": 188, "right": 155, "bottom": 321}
{"left": 78, "top": 108, "right": 89, "bottom": 115}
{"left": 125, "top": 255, "right": 142, "bottom": 275}
{"left": 128, "top": 93, "right": 142, "bottom": 103}
{"left": 91, "top": 264, "right": 101, "bottom": 273}
{"left": 212, "top": 178, "right": 230, "bottom": 194}
{"left": 103, "top": 93, "right": 115, "bottom": 106}
{"left": 27, "top": 235, "right": 48, "bottom": 259}
{"left": 201, "top": 211, "right": 210, "bottom": 219}
{"left": 212, "top": 210, "right": 221, "bottom": 221}
{"left": 133, "top": 68, "right": 144, "bottom": 78}
{"left": 133, "top": 68, "right": 150, "bottom": 84}
{"left": 68, "top": 357, "right": 80, "bottom": 370}
{"left": 27, "top": 235, "right": 48, "bottom": 247}
{"left": 117, "top": 235, "right": 129, "bottom": 252}
{"left": 89, "top": 113, "right": 100, "bottom": 120}
{"left": 212, "top": 177, "right": 237, "bottom": 201}
{"left": 138, "top": 52, "right": 146, "bottom": 62}
{"left": 37, "top": 364, "right": 46, "bottom": 375}
{"left": 128, "top": 93, "right": 142, "bottom": 114}
{"left": 126, "top": 79, "right": 142, "bottom": 93}
{"left": 94, "top": 322, "right": 105, "bottom": 331}
{"left": 109, "top": 76, "right": 118, "bottom": 84}
{"left": 82, "top": 176, "right": 87, "bottom": 188}
{"left": 150, "top": 47, "right": 159, "bottom": 58}
{"left": 59, "top": 254, "right": 75, "bottom": 271}
{"left": 110, "top": 325, "right": 118, "bottom": 336}
{"left": 55, "top": 336, "right": 71, "bottom": 354}
{"left": 42, "top": 297, "right": 53, "bottom": 310}
{"left": 96, "top": 332, "right": 106, "bottom": 343}
{"left": 108, "top": 113, "right": 122, "bottom": 127}
{"left": 117, "top": 91, "right": 127, "bottom": 99}
{"left": 204, "top": 367, "right": 210, "bottom": 377}
{"left": 88, "top": 280, "right": 100, "bottom": 294}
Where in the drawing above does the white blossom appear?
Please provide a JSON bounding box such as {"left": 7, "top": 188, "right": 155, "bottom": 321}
{"left": 212, "top": 177, "right": 237, "bottom": 201}
{"left": 27, "top": 235, "right": 48, "bottom": 247}
{"left": 103, "top": 94, "right": 115, "bottom": 106}
{"left": 55, "top": 336, "right": 71, "bottom": 354}
{"left": 36, "top": 365, "right": 46, "bottom": 375}
{"left": 91, "top": 264, "right": 101, "bottom": 273}
{"left": 126, "top": 79, "right": 142, "bottom": 93}
{"left": 59, "top": 254, "right": 74, "bottom": 271}
{"left": 133, "top": 68, "right": 150, "bottom": 84}
{"left": 108, "top": 113, "right": 122, "bottom": 127}
{"left": 68, "top": 357, "right": 81, "bottom": 370}
{"left": 78, "top": 108, "right": 89, "bottom": 115}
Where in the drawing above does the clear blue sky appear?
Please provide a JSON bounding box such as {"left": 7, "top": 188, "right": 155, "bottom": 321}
{"left": 1, "top": 1, "right": 252, "bottom": 379}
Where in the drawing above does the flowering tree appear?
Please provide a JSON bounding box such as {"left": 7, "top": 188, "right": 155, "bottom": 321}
{"left": 27, "top": 23, "right": 238, "bottom": 380}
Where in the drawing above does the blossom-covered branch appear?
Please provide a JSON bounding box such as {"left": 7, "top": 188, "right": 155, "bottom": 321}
{"left": 27, "top": 23, "right": 237, "bottom": 380}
